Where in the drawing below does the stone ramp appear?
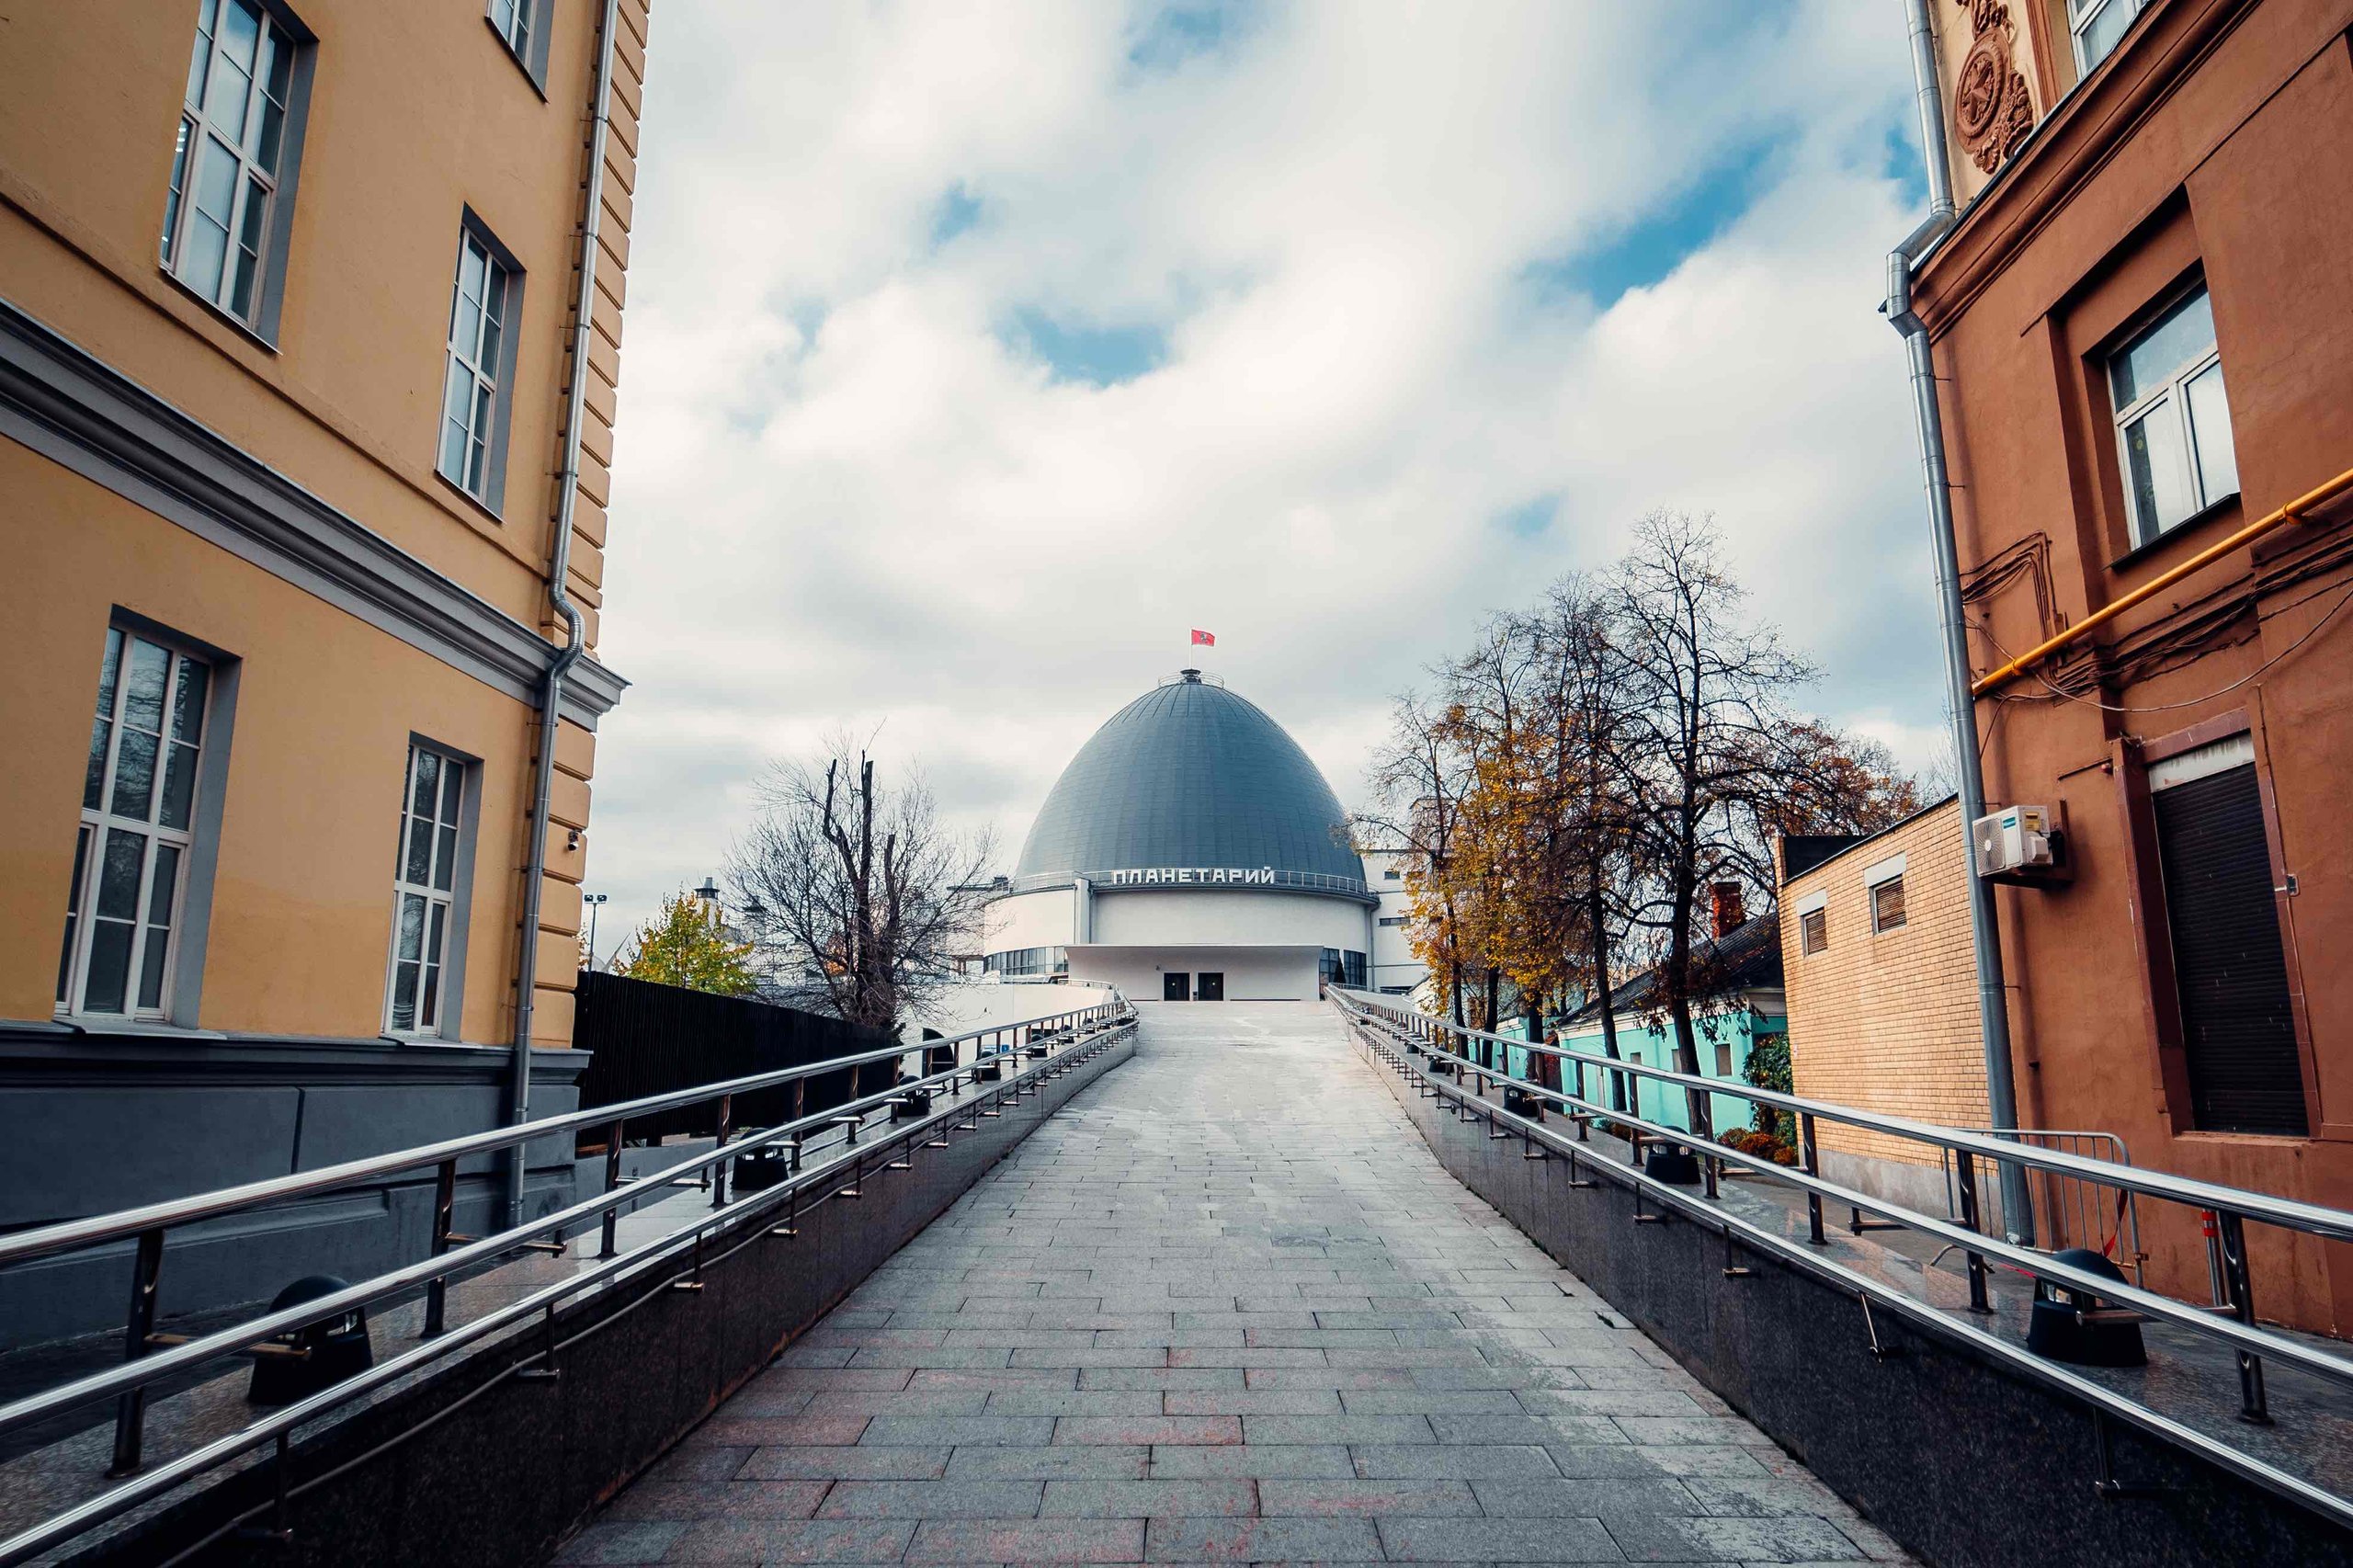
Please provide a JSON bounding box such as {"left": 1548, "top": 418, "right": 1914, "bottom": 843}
{"left": 557, "top": 1002, "right": 1905, "bottom": 1565}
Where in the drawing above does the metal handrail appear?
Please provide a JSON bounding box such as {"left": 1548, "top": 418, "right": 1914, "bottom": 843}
{"left": 1331, "top": 989, "right": 2353, "bottom": 1429}
{"left": 0, "top": 1001, "right": 1120, "bottom": 1270}
{"left": 1334, "top": 990, "right": 2353, "bottom": 1243}
{"left": 1334, "top": 1001, "right": 2353, "bottom": 1533}
{"left": 0, "top": 999, "right": 1136, "bottom": 1566}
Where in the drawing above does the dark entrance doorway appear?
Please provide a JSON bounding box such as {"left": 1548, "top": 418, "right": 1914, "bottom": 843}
{"left": 1163, "top": 972, "right": 1189, "bottom": 1001}
{"left": 1196, "top": 971, "right": 1224, "bottom": 1001}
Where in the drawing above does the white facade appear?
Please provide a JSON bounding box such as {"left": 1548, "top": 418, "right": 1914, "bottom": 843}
{"left": 984, "top": 882, "right": 1375, "bottom": 1001}
{"left": 1362, "top": 848, "right": 1429, "bottom": 995}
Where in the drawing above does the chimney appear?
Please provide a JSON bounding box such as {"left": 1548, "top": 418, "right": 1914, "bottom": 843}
{"left": 1711, "top": 881, "right": 1745, "bottom": 938}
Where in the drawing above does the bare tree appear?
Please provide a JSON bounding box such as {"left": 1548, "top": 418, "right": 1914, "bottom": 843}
{"left": 729, "top": 739, "right": 997, "bottom": 1031}
{"left": 1358, "top": 692, "right": 1473, "bottom": 1026}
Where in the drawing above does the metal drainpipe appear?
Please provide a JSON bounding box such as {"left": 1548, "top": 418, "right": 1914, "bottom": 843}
{"left": 509, "top": 0, "right": 623, "bottom": 1227}
{"left": 1884, "top": 0, "right": 2035, "bottom": 1244}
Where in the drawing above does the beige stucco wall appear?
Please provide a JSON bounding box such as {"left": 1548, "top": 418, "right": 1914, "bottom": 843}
{"left": 0, "top": 0, "right": 650, "bottom": 1048}
{"left": 1780, "top": 801, "right": 1990, "bottom": 1171}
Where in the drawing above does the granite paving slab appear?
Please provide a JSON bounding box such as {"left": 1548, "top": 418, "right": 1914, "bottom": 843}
{"left": 557, "top": 1002, "right": 1911, "bottom": 1564}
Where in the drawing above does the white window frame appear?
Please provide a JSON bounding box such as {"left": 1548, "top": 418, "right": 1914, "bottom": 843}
{"left": 1799, "top": 906, "right": 1828, "bottom": 956}
{"left": 384, "top": 743, "right": 469, "bottom": 1036}
{"left": 2069, "top": 0, "right": 2152, "bottom": 77}
{"left": 2109, "top": 283, "right": 2239, "bottom": 548}
{"left": 437, "top": 225, "right": 519, "bottom": 508}
{"left": 488, "top": 0, "right": 535, "bottom": 60}
{"left": 58, "top": 628, "right": 213, "bottom": 1021}
{"left": 163, "top": 0, "right": 298, "bottom": 329}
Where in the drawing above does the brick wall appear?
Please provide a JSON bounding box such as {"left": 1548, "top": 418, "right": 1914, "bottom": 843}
{"left": 1780, "top": 801, "right": 1987, "bottom": 1169}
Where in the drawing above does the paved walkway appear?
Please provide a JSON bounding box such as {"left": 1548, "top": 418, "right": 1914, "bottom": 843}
{"left": 558, "top": 1003, "right": 1907, "bottom": 1566}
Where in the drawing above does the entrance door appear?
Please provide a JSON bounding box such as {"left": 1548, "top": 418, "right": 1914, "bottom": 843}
{"left": 1197, "top": 971, "right": 1224, "bottom": 1001}
{"left": 1163, "top": 972, "right": 1190, "bottom": 1001}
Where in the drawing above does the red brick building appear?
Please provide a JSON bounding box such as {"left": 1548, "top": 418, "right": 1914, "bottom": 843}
{"left": 1903, "top": 0, "right": 2353, "bottom": 1331}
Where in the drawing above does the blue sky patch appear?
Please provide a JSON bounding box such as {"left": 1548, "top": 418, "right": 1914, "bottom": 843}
{"left": 1525, "top": 139, "right": 1780, "bottom": 312}
{"left": 1127, "top": 0, "right": 1248, "bottom": 72}
{"left": 1001, "top": 307, "right": 1169, "bottom": 387}
{"left": 1495, "top": 494, "right": 1560, "bottom": 540}
{"left": 929, "top": 184, "right": 983, "bottom": 248}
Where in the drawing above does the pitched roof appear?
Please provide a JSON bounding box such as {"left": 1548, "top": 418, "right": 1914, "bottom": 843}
{"left": 1563, "top": 912, "right": 1783, "bottom": 1024}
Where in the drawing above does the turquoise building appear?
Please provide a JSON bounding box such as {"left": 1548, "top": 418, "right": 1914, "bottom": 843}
{"left": 1501, "top": 913, "right": 1786, "bottom": 1135}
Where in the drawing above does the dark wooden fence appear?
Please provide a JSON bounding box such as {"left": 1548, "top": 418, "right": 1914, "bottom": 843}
{"left": 571, "top": 972, "right": 902, "bottom": 1143}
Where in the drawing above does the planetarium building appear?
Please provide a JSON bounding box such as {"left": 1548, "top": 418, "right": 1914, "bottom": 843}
{"left": 985, "top": 670, "right": 1377, "bottom": 1001}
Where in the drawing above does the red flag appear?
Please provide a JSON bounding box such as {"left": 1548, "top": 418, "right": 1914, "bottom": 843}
{"left": 1191, "top": 629, "right": 1215, "bottom": 646}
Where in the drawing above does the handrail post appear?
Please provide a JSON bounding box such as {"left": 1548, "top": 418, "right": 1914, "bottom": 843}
{"left": 598, "top": 1119, "right": 625, "bottom": 1259}
{"left": 710, "top": 1093, "right": 733, "bottom": 1210}
{"left": 1574, "top": 1059, "right": 1589, "bottom": 1142}
{"left": 1954, "top": 1150, "right": 1992, "bottom": 1312}
{"left": 2217, "top": 1212, "right": 2271, "bottom": 1424}
{"left": 106, "top": 1226, "right": 165, "bottom": 1477}
{"left": 1800, "top": 1113, "right": 1824, "bottom": 1245}
{"left": 423, "top": 1157, "right": 459, "bottom": 1337}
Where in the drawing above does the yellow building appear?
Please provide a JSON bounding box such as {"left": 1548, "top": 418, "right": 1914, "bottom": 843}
{"left": 0, "top": 1, "right": 652, "bottom": 1341}
{"left": 1779, "top": 800, "right": 1992, "bottom": 1219}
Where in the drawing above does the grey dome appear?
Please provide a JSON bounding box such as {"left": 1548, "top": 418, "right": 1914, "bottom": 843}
{"left": 1015, "top": 673, "right": 1365, "bottom": 887}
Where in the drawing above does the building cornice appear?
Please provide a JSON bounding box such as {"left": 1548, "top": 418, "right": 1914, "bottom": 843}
{"left": 0, "top": 295, "right": 627, "bottom": 728}
{"left": 1911, "top": 0, "right": 2270, "bottom": 334}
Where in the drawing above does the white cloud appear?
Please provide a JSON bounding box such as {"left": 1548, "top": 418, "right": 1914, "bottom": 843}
{"left": 587, "top": 0, "right": 1947, "bottom": 958}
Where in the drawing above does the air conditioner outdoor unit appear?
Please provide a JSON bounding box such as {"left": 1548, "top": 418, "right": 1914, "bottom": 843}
{"left": 1973, "top": 805, "right": 2057, "bottom": 879}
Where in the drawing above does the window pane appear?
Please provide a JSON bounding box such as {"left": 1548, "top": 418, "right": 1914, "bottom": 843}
{"left": 2186, "top": 360, "right": 2239, "bottom": 503}
{"left": 172, "top": 659, "right": 210, "bottom": 745}
{"left": 439, "top": 761, "right": 463, "bottom": 823}
{"left": 163, "top": 121, "right": 193, "bottom": 262}
{"left": 2123, "top": 402, "right": 2191, "bottom": 540}
{"left": 390, "top": 961, "right": 419, "bottom": 1032}
{"left": 138, "top": 930, "right": 172, "bottom": 1012}
{"left": 58, "top": 824, "right": 91, "bottom": 1006}
{"left": 477, "top": 290, "right": 504, "bottom": 383}
{"left": 253, "top": 29, "right": 290, "bottom": 165}
{"left": 420, "top": 961, "right": 441, "bottom": 1031}
{"left": 450, "top": 285, "right": 483, "bottom": 369}
{"left": 139, "top": 845, "right": 181, "bottom": 1014}
{"left": 148, "top": 844, "right": 182, "bottom": 926}
{"left": 97, "top": 627, "right": 124, "bottom": 720}
{"left": 2078, "top": 0, "right": 2133, "bottom": 69}
{"left": 188, "top": 0, "right": 218, "bottom": 107}
{"left": 84, "top": 919, "right": 135, "bottom": 1015}
{"left": 397, "top": 891, "right": 426, "bottom": 961}
{"left": 468, "top": 385, "right": 493, "bottom": 493}
{"left": 230, "top": 176, "right": 268, "bottom": 316}
{"left": 161, "top": 743, "right": 201, "bottom": 831}
{"left": 122, "top": 639, "right": 170, "bottom": 734}
{"left": 97, "top": 829, "right": 148, "bottom": 920}
{"left": 110, "top": 730, "right": 160, "bottom": 822}
{"left": 435, "top": 824, "right": 459, "bottom": 891}
{"left": 207, "top": 49, "right": 254, "bottom": 147}
{"left": 85, "top": 718, "right": 114, "bottom": 812}
{"left": 2112, "top": 287, "right": 2215, "bottom": 408}
{"left": 404, "top": 812, "right": 433, "bottom": 885}
{"left": 412, "top": 749, "right": 441, "bottom": 820}
{"left": 184, "top": 140, "right": 239, "bottom": 294}
{"left": 426, "top": 900, "right": 448, "bottom": 965}
{"left": 439, "top": 361, "right": 474, "bottom": 478}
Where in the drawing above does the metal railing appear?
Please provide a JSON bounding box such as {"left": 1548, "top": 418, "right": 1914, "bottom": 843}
{"left": 1328, "top": 988, "right": 2353, "bottom": 1528}
{"left": 0, "top": 995, "right": 1134, "bottom": 1567}
{"left": 1938, "top": 1128, "right": 2146, "bottom": 1288}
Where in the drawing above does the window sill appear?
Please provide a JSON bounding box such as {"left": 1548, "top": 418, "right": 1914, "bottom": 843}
{"left": 2107, "top": 491, "right": 2243, "bottom": 573}
{"left": 486, "top": 17, "right": 551, "bottom": 100}
{"left": 432, "top": 466, "right": 507, "bottom": 528}
{"left": 158, "top": 263, "right": 280, "bottom": 356}
{"left": 60, "top": 1017, "right": 231, "bottom": 1041}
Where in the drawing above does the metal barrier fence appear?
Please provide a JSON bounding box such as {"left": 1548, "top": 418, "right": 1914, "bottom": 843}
{"left": 1936, "top": 1128, "right": 2147, "bottom": 1289}
{"left": 1328, "top": 987, "right": 2353, "bottom": 1529}
{"left": 0, "top": 995, "right": 1133, "bottom": 1567}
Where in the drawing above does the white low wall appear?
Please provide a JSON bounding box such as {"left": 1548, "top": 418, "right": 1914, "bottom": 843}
{"left": 1071, "top": 944, "right": 1321, "bottom": 1003}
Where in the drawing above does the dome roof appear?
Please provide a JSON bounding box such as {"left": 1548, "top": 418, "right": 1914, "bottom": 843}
{"left": 1014, "top": 672, "right": 1365, "bottom": 888}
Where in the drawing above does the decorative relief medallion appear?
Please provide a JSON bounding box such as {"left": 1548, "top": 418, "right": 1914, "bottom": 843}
{"left": 1951, "top": 0, "right": 2036, "bottom": 175}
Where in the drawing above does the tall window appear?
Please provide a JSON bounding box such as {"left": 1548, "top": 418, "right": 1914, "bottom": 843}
{"left": 2110, "top": 284, "right": 2239, "bottom": 546}
{"left": 59, "top": 630, "right": 211, "bottom": 1019}
{"left": 2069, "top": 0, "right": 2152, "bottom": 76}
{"left": 438, "top": 227, "right": 519, "bottom": 508}
{"left": 163, "top": 0, "right": 298, "bottom": 328}
{"left": 488, "top": 0, "right": 534, "bottom": 60}
{"left": 386, "top": 744, "right": 468, "bottom": 1035}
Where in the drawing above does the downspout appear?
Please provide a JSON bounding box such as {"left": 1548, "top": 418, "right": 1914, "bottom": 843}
{"left": 1883, "top": 0, "right": 2035, "bottom": 1243}
{"left": 510, "top": 0, "right": 623, "bottom": 1226}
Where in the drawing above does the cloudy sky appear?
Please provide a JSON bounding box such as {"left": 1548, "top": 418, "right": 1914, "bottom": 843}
{"left": 587, "top": 0, "right": 1945, "bottom": 960}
